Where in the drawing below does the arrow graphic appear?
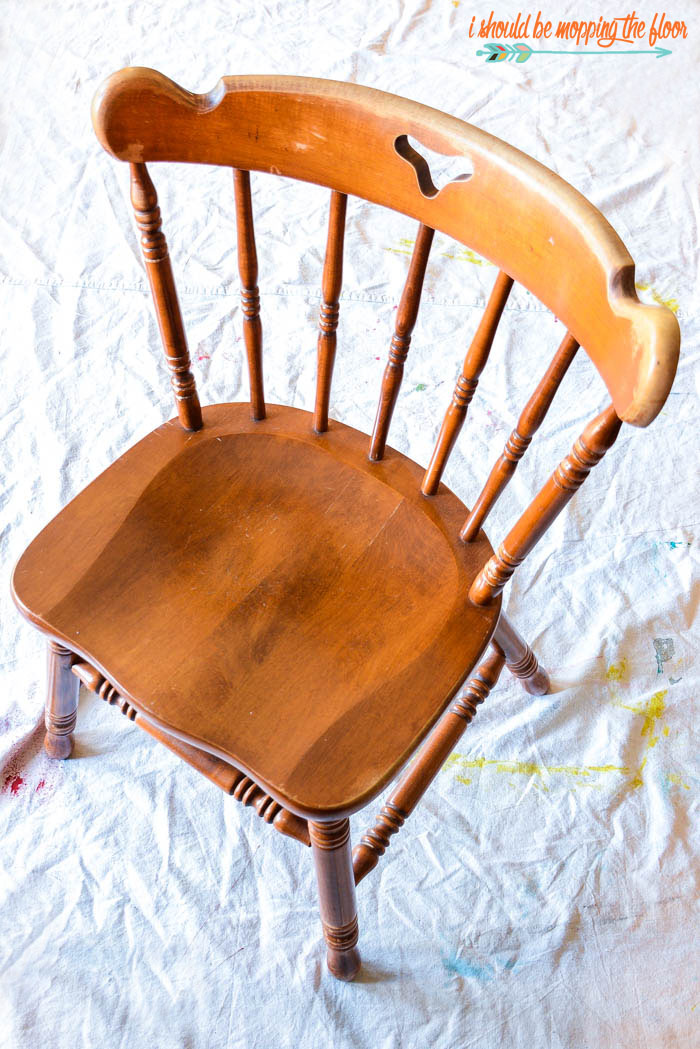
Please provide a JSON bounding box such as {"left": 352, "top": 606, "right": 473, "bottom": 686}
{"left": 477, "top": 42, "right": 673, "bottom": 63}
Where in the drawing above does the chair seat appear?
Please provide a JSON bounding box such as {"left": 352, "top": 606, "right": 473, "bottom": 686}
{"left": 12, "top": 403, "right": 500, "bottom": 817}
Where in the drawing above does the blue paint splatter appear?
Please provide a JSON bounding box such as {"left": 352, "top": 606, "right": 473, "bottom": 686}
{"left": 442, "top": 950, "right": 493, "bottom": 980}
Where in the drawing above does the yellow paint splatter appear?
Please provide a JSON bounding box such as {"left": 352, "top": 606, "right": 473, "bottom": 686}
{"left": 444, "top": 753, "right": 628, "bottom": 780}
{"left": 635, "top": 282, "right": 680, "bottom": 314}
{"left": 663, "top": 725, "right": 670, "bottom": 737}
{"left": 666, "top": 772, "right": 690, "bottom": 790}
{"left": 615, "top": 689, "right": 668, "bottom": 788}
{"left": 385, "top": 237, "right": 415, "bottom": 256}
{"left": 441, "top": 246, "right": 491, "bottom": 266}
{"left": 605, "top": 658, "right": 628, "bottom": 699}
{"left": 618, "top": 689, "right": 667, "bottom": 743}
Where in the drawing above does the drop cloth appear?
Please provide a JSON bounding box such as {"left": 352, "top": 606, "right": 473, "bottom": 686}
{"left": 0, "top": 2, "right": 698, "bottom": 1046}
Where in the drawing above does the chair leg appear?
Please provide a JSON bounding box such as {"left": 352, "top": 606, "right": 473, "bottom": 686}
{"left": 44, "top": 641, "right": 79, "bottom": 759}
{"left": 309, "top": 818, "right": 361, "bottom": 981}
{"left": 494, "top": 615, "right": 549, "bottom": 695}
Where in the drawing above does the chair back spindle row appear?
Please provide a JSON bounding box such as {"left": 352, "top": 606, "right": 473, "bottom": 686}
{"left": 314, "top": 191, "right": 347, "bottom": 432}
{"left": 469, "top": 403, "right": 622, "bottom": 604}
{"left": 422, "top": 270, "right": 513, "bottom": 495}
{"left": 369, "top": 222, "right": 435, "bottom": 461}
{"left": 233, "top": 169, "right": 265, "bottom": 421}
{"left": 129, "top": 162, "right": 203, "bottom": 431}
{"left": 460, "top": 331, "right": 579, "bottom": 541}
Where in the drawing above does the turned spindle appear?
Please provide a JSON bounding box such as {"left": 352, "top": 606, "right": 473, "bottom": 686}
{"left": 470, "top": 404, "right": 622, "bottom": 605}
{"left": 309, "top": 818, "right": 361, "bottom": 980}
{"left": 422, "top": 271, "right": 513, "bottom": 495}
{"left": 129, "top": 163, "right": 202, "bottom": 431}
{"left": 461, "top": 332, "right": 579, "bottom": 540}
{"left": 352, "top": 645, "right": 505, "bottom": 884}
{"left": 233, "top": 168, "right": 265, "bottom": 420}
{"left": 314, "top": 191, "right": 347, "bottom": 432}
{"left": 494, "top": 614, "right": 550, "bottom": 695}
{"left": 44, "top": 642, "right": 79, "bottom": 759}
{"left": 369, "top": 223, "right": 435, "bottom": 460}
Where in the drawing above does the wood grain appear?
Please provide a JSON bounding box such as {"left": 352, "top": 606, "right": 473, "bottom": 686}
{"left": 44, "top": 642, "right": 79, "bottom": 759}
{"left": 12, "top": 402, "right": 500, "bottom": 820}
{"left": 71, "top": 660, "right": 311, "bottom": 844}
{"left": 93, "top": 69, "right": 679, "bottom": 427}
{"left": 470, "top": 404, "right": 622, "bottom": 605}
{"left": 353, "top": 644, "right": 505, "bottom": 883}
{"left": 422, "top": 270, "right": 513, "bottom": 495}
{"left": 129, "top": 162, "right": 202, "bottom": 431}
{"left": 233, "top": 169, "right": 265, "bottom": 420}
{"left": 461, "top": 332, "right": 579, "bottom": 540}
{"left": 310, "top": 819, "right": 360, "bottom": 980}
{"left": 314, "top": 191, "right": 347, "bottom": 432}
{"left": 370, "top": 222, "right": 434, "bottom": 460}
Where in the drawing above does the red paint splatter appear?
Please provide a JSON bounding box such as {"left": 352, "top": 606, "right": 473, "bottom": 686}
{"left": 35, "top": 778, "right": 46, "bottom": 793}
{"left": 375, "top": 356, "right": 380, "bottom": 360}
{"left": 3, "top": 774, "right": 24, "bottom": 795}
{"left": 198, "top": 354, "right": 211, "bottom": 361}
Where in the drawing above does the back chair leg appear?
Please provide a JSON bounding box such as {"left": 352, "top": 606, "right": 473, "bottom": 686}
{"left": 308, "top": 818, "right": 361, "bottom": 981}
{"left": 494, "top": 615, "right": 549, "bottom": 695}
{"left": 44, "top": 641, "right": 79, "bottom": 759}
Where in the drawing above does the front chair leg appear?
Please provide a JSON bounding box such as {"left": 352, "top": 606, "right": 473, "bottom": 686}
{"left": 44, "top": 641, "right": 79, "bottom": 759}
{"left": 308, "top": 818, "right": 361, "bottom": 981}
{"left": 494, "top": 615, "right": 550, "bottom": 695}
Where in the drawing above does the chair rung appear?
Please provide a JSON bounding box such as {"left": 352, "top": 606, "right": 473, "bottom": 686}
{"left": 71, "top": 660, "right": 310, "bottom": 846}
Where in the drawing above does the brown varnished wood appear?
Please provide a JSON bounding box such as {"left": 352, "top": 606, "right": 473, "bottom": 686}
{"left": 422, "top": 270, "right": 513, "bottom": 495}
{"left": 370, "top": 222, "right": 434, "bottom": 460}
{"left": 12, "top": 403, "right": 500, "bottom": 820}
{"left": 494, "top": 615, "right": 549, "bottom": 695}
{"left": 314, "top": 191, "right": 347, "bottom": 432}
{"left": 470, "top": 404, "right": 623, "bottom": 605}
{"left": 71, "top": 659, "right": 311, "bottom": 845}
{"left": 44, "top": 642, "right": 80, "bottom": 759}
{"left": 11, "top": 69, "right": 682, "bottom": 981}
{"left": 353, "top": 644, "right": 505, "bottom": 884}
{"left": 129, "top": 162, "right": 202, "bottom": 431}
{"left": 233, "top": 168, "right": 265, "bottom": 420}
{"left": 93, "top": 69, "right": 679, "bottom": 427}
{"left": 461, "top": 332, "right": 579, "bottom": 540}
{"left": 309, "top": 819, "right": 360, "bottom": 981}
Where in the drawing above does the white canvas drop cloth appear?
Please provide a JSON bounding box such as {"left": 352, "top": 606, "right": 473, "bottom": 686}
{"left": 0, "top": 2, "right": 698, "bottom": 1047}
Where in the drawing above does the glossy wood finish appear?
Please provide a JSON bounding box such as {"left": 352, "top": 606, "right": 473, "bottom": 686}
{"left": 309, "top": 819, "right": 360, "bottom": 981}
{"left": 461, "top": 333, "right": 579, "bottom": 540}
{"left": 422, "top": 270, "right": 513, "bottom": 495}
{"left": 370, "top": 222, "right": 434, "bottom": 460}
{"left": 353, "top": 644, "right": 505, "bottom": 884}
{"left": 93, "top": 69, "right": 679, "bottom": 427}
{"left": 129, "top": 162, "right": 202, "bottom": 431}
{"left": 233, "top": 169, "right": 265, "bottom": 420}
{"left": 71, "top": 660, "right": 311, "bottom": 845}
{"left": 11, "top": 69, "right": 681, "bottom": 982}
{"left": 493, "top": 616, "right": 549, "bottom": 696}
{"left": 44, "top": 642, "right": 79, "bottom": 759}
{"left": 314, "top": 191, "right": 347, "bottom": 433}
{"left": 470, "top": 404, "right": 623, "bottom": 605}
{"left": 12, "top": 402, "right": 500, "bottom": 820}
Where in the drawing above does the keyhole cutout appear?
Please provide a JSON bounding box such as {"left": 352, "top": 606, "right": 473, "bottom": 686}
{"left": 395, "top": 135, "right": 473, "bottom": 198}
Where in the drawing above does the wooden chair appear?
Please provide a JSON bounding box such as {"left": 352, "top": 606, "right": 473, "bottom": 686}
{"left": 11, "top": 69, "right": 679, "bottom": 982}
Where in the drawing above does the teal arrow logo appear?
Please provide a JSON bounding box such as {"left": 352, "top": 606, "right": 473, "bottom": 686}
{"left": 477, "top": 42, "right": 673, "bottom": 62}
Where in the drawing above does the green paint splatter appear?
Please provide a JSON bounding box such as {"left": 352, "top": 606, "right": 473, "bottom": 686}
{"left": 415, "top": 383, "right": 427, "bottom": 392}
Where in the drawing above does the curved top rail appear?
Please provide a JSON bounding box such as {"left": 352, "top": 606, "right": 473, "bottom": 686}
{"left": 92, "top": 67, "right": 679, "bottom": 426}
